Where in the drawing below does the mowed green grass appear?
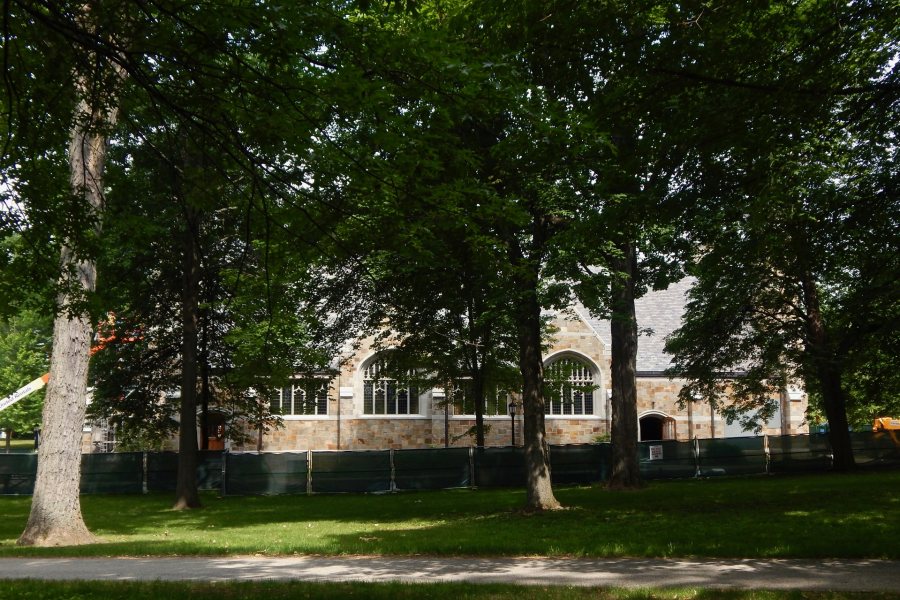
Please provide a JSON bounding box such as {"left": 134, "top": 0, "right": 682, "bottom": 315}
{"left": 3, "top": 581, "right": 900, "bottom": 600}
{"left": 1, "top": 439, "right": 35, "bottom": 453}
{"left": 0, "top": 470, "right": 897, "bottom": 559}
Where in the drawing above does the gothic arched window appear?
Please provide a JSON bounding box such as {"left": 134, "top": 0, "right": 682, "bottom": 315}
{"left": 544, "top": 356, "right": 596, "bottom": 415}
{"left": 363, "top": 356, "right": 420, "bottom": 415}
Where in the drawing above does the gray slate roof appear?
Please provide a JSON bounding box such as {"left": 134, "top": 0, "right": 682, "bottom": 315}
{"left": 573, "top": 278, "right": 693, "bottom": 373}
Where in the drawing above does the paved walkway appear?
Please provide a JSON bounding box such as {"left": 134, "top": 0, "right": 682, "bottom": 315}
{"left": 1, "top": 556, "right": 899, "bottom": 591}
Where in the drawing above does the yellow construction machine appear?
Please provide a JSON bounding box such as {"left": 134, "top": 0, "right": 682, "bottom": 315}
{"left": 873, "top": 417, "right": 900, "bottom": 447}
{"left": 873, "top": 417, "right": 900, "bottom": 431}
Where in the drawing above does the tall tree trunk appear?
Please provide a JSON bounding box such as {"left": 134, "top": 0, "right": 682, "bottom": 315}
{"left": 516, "top": 266, "right": 560, "bottom": 511}
{"left": 257, "top": 406, "right": 265, "bottom": 452}
{"left": 199, "top": 319, "right": 211, "bottom": 452}
{"left": 19, "top": 53, "right": 121, "bottom": 543}
{"left": 174, "top": 204, "right": 202, "bottom": 510}
{"left": 801, "top": 272, "right": 854, "bottom": 470}
{"left": 472, "top": 357, "right": 486, "bottom": 448}
{"left": 608, "top": 241, "right": 641, "bottom": 489}
{"left": 467, "top": 298, "right": 486, "bottom": 448}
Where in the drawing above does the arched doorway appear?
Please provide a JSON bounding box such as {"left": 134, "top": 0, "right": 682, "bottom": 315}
{"left": 204, "top": 411, "right": 228, "bottom": 450}
{"left": 640, "top": 415, "right": 664, "bottom": 441}
{"left": 639, "top": 412, "right": 676, "bottom": 441}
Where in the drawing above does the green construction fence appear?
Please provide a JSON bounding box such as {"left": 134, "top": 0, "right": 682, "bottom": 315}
{"left": 0, "top": 431, "right": 897, "bottom": 496}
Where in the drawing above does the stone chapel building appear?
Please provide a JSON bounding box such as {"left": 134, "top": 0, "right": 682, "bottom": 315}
{"left": 228, "top": 278, "right": 809, "bottom": 452}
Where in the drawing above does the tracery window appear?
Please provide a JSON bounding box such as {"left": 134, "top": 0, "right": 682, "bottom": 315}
{"left": 363, "top": 358, "right": 420, "bottom": 415}
{"left": 272, "top": 380, "right": 328, "bottom": 416}
{"left": 544, "top": 356, "right": 596, "bottom": 416}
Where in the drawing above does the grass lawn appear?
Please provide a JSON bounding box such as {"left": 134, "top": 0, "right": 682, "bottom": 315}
{"left": 2, "top": 581, "right": 900, "bottom": 600}
{"left": 1, "top": 439, "right": 35, "bottom": 453}
{"left": 0, "top": 470, "right": 897, "bottom": 559}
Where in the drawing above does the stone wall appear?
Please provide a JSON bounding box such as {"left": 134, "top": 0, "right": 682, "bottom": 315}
{"left": 126, "top": 311, "right": 810, "bottom": 453}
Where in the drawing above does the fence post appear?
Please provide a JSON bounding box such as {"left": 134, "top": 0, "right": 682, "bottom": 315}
{"left": 390, "top": 448, "right": 396, "bottom": 492}
{"left": 221, "top": 449, "right": 228, "bottom": 496}
{"left": 142, "top": 452, "right": 148, "bottom": 494}
{"left": 468, "top": 446, "right": 475, "bottom": 488}
{"left": 764, "top": 434, "right": 770, "bottom": 475}
{"left": 693, "top": 437, "right": 701, "bottom": 477}
{"left": 307, "top": 450, "right": 312, "bottom": 495}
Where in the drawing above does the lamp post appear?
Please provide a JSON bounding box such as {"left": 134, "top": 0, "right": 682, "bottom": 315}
{"left": 508, "top": 400, "right": 517, "bottom": 446}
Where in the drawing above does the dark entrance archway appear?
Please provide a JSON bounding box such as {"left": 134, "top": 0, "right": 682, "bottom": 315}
{"left": 204, "top": 411, "right": 228, "bottom": 450}
{"left": 639, "top": 415, "right": 664, "bottom": 441}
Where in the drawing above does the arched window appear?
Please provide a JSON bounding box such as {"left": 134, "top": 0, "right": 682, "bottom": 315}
{"left": 273, "top": 380, "right": 328, "bottom": 416}
{"left": 363, "top": 357, "right": 420, "bottom": 415}
{"left": 544, "top": 356, "right": 596, "bottom": 416}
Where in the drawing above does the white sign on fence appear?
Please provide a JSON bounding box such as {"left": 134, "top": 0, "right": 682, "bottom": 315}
{"left": 649, "top": 445, "right": 663, "bottom": 461}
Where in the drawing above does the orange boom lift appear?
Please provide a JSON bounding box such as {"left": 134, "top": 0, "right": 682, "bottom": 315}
{"left": 873, "top": 417, "right": 900, "bottom": 447}
{"left": 0, "top": 314, "right": 140, "bottom": 413}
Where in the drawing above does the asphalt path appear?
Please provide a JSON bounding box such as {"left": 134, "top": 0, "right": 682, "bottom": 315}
{"left": 0, "top": 556, "right": 899, "bottom": 591}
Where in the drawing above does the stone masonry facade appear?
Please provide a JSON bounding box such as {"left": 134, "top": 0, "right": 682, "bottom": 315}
{"left": 228, "top": 303, "right": 809, "bottom": 453}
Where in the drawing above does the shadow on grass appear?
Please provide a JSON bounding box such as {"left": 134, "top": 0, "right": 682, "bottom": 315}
{"left": 0, "top": 555, "right": 899, "bottom": 597}
{"left": 0, "top": 471, "right": 897, "bottom": 559}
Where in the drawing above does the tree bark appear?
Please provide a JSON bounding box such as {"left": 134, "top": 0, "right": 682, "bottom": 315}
{"left": 608, "top": 241, "right": 642, "bottom": 489}
{"left": 467, "top": 298, "right": 486, "bottom": 448}
{"left": 257, "top": 408, "right": 264, "bottom": 452}
{"left": 199, "top": 320, "right": 211, "bottom": 452}
{"left": 19, "top": 57, "right": 120, "bottom": 542}
{"left": 173, "top": 203, "right": 202, "bottom": 510}
{"left": 472, "top": 358, "right": 486, "bottom": 448}
{"left": 801, "top": 272, "right": 855, "bottom": 470}
{"left": 516, "top": 265, "right": 560, "bottom": 511}
{"left": 19, "top": 299, "right": 97, "bottom": 546}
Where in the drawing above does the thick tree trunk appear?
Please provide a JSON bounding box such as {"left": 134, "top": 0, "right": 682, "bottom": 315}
{"left": 466, "top": 300, "right": 487, "bottom": 448}
{"left": 516, "top": 267, "right": 560, "bottom": 511}
{"left": 801, "top": 273, "right": 854, "bottom": 470}
{"left": 473, "top": 361, "right": 486, "bottom": 448}
{"left": 19, "top": 73, "right": 119, "bottom": 543}
{"left": 461, "top": 289, "right": 490, "bottom": 448}
{"left": 257, "top": 411, "right": 264, "bottom": 452}
{"left": 173, "top": 205, "right": 202, "bottom": 510}
{"left": 199, "top": 326, "right": 211, "bottom": 452}
{"left": 819, "top": 368, "right": 854, "bottom": 470}
{"left": 608, "top": 241, "right": 642, "bottom": 489}
{"left": 19, "top": 301, "right": 97, "bottom": 546}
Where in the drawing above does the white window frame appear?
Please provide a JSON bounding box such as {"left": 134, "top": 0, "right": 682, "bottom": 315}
{"left": 362, "top": 358, "right": 421, "bottom": 415}
{"left": 544, "top": 356, "right": 596, "bottom": 416}
{"left": 273, "top": 380, "right": 329, "bottom": 417}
